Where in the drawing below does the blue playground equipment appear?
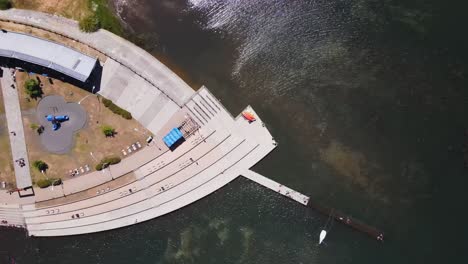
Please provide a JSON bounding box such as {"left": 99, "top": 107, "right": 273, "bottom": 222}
{"left": 45, "top": 114, "right": 69, "bottom": 130}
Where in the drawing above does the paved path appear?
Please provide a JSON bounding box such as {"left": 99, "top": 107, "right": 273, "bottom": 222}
{"left": 0, "top": 9, "right": 195, "bottom": 107}
{"left": 242, "top": 170, "right": 310, "bottom": 206}
{"left": 0, "top": 67, "right": 32, "bottom": 189}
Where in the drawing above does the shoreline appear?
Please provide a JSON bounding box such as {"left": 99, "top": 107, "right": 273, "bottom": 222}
{"left": 0, "top": 9, "right": 283, "bottom": 237}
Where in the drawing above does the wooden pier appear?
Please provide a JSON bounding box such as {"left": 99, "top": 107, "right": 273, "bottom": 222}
{"left": 242, "top": 170, "right": 384, "bottom": 242}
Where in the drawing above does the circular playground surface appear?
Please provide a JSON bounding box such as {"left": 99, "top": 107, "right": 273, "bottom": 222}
{"left": 36, "top": 95, "right": 87, "bottom": 154}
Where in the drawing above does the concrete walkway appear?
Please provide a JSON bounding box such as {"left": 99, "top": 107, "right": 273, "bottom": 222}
{"left": 0, "top": 67, "right": 32, "bottom": 189}
{"left": 98, "top": 58, "right": 180, "bottom": 135}
{"left": 0, "top": 9, "right": 195, "bottom": 107}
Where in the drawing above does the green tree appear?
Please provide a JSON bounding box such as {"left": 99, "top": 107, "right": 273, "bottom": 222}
{"left": 0, "top": 0, "right": 12, "bottom": 10}
{"left": 79, "top": 15, "right": 100, "bottom": 33}
{"left": 101, "top": 125, "right": 116, "bottom": 137}
{"left": 24, "top": 79, "right": 43, "bottom": 99}
{"left": 33, "top": 160, "right": 48, "bottom": 172}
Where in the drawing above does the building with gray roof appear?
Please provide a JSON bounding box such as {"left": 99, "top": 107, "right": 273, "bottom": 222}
{"left": 0, "top": 30, "right": 97, "bottom": 82}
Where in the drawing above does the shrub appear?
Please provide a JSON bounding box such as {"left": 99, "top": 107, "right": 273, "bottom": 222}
{"left": 101, "top": 98, "right": 132, "bottom": 120}
{"left": 36, "top": 178, "right": 61, "bottom": 188}
{"left": 52, "top": 178, "right": 62, "bottom": 186}
{"left": 101, "top": 125, "right": 116, "bottom": 137}
{"left": 33, "top": 160, "right": 48, "bottom": 172}
{"left": 95, "top": 163, "right": 103, "bottom": 171}
{"left": 0, "top": 0, "right": 11, "bottom": 10}
{"left": 95, "top": 156, "right": 121, "bottom": 170}
{"left": 102, "top": 98, "right": 112, "bottom": 107}
{"left": 120, "top": 110, "right": 132, "bottom": 119}
{"left": 36, "top": 178, "right": 52, "bottom": 188}
{"left": 79, "top": 15, "right": 100, "bottom": 33}
{"left": 24, "top": 79, "right": 43, "bottom": 99}
{"left": 104, "top": 156, "right": 121, "bottom": 164}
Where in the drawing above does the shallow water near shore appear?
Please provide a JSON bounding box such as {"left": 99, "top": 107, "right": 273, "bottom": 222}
{"left": 2, "top": 0, "right": 468, "bottom": 263}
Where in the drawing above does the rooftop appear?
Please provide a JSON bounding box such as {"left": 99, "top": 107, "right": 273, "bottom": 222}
{"left": 0, "top": 30, "right": 97, "bottom": 82}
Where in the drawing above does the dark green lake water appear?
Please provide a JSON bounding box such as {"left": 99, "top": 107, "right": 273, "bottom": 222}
{"left": 2, "top": 0, "right": 467, "bottom": 263}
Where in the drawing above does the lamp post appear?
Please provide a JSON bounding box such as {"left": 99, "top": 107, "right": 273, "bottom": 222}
{"left": 100, "top": 162, "right": 109, "bottom": 175}
{"left": 78, "top": 94, "right": 92, "bottom": 104}
{"left": 101, "top": 162, "right": 113, "bottom": 180}
{"left": 50, "top": 178, "right": 61, "bottom": 191}
{"left": 109, "top": 165, "right": 113, "bottom": 180}
{"left": 133, "top": 127, "right": 147, "bottom": 136}
{"left": 89, "top": 152, "right": 98, "bottom": 162}
{"left": 49, "top": 179, "right": 65, "bottom": 196}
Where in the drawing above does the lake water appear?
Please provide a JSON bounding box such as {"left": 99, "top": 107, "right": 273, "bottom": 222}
{"left": 2, "top": 0, "right": 467, "bottom": 263}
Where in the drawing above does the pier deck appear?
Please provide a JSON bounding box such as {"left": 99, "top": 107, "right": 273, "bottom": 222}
{"left": 242, "top": 170, "right": 384, "bottom": 241}
{"left": 242, "top": 170, "right": 310, "bottom": 205}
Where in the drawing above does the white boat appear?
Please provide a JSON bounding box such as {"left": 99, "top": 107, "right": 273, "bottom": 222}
{"left": 319, "top": 230, "right": 327, "bottom": 245}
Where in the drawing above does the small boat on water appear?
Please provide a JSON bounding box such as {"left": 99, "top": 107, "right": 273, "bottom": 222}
{"left": 319, "top": 209, "right": 334, "bottom": 245}
{"left": 319, "top": 230, "right": 327, "bottom": 245}
{"left": 242, "top": 111, "right": 256, "bottom": 122}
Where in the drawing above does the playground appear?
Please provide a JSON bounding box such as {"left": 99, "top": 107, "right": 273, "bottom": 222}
{"left": 14, "top": 71, "right": 150, "bottom": 184}
{"left": 37, "top": 95, "right": 87, "bottom": 154}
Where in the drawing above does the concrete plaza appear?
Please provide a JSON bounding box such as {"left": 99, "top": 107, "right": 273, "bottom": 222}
{"left": 0, "top": 10, "right": 311, "bottom": 237}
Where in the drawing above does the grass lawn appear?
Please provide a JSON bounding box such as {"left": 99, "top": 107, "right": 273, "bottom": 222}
{"left": 16, "top": 72, "right": 150, "bottom": 184}
{"left": 12, "top": 0, "right": 123, "bottom": 35}
{"left": 0, "top": 134, "right": 15, "bottom": 187}
{"left": 12, "top": 0, "right": 91, "bottom": 21}
{"left": 0, "top": 86, "right": 16, "bottom": 187}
